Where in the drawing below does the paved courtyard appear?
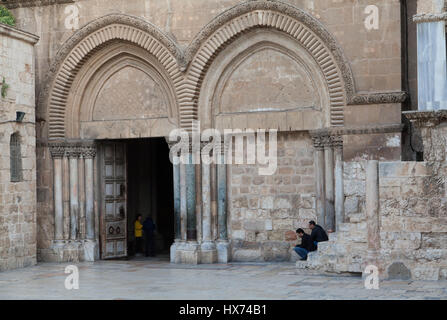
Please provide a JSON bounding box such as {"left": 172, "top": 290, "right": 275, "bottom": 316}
{"left": 0, "top": 257, "right": 446, "bottom": 300}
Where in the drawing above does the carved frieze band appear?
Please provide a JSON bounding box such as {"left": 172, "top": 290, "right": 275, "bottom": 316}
{"left": 310, "top": 132, "right": 343, "bottom": 150}
{"left": 49, "top": 141, "right": 97, "bottom": 159}
{"left": 403, "top": 110, "right": 447, "bottom": 128}
{"left": 413, "top": 12, "right": 447, "bottom": 23}
{"left": 348, "top": 91, "right": 408, "bottom": 105}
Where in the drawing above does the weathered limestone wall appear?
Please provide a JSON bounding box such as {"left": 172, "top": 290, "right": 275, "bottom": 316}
{"left": 0, "top": 24, "right": 39, "bottom": 271}
{"left": 343, "top": 162, "right": 366, "bottom": 224}
{"left": 380, "top": 161, "right": 447, "bottom": 280}
{"left": 323, "top": 159, "right": 447, "bottom": 280}
{"left": 229, "top": 132, "right": 316, "bottom": 261}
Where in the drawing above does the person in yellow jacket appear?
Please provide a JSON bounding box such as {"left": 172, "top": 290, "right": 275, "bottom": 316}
{"left": 134, "top": 214, "right": 143, "bottom": 255}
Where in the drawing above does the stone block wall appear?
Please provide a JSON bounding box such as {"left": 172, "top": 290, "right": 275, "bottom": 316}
{"left": 229, "top": 131, "right": 316, "bottom": 261}
{"left": 326, "top": 160, "right": 447, "bottom": 280}
{"left": 379, "top": 161, "right": 447, "bottom": 280}
{"left": 0, "top": 24, "right": 39, "bottom": 271}
{"left": 343, "top": 161, "right": 366, "bottom": 223}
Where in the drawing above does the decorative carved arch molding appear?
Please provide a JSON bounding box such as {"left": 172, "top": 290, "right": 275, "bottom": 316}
{"left": 42, "top": 14, "right": 184, "bottom": 140}
{"left": 181, "top": 0, "right": 355, "bottom": 129}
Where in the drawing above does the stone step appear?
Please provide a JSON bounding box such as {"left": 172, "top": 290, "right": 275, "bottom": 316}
{"left": 339, "top": 222, "right": 367, "bottom": 233}
{"left": 295, "top": 260, "right": 309, "bottom": 269}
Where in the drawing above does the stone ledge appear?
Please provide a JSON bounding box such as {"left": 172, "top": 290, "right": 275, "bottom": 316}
{"left": 403, "top": 110, "right": 447, "bottom": 127}
{"left": 0, "top": 23, "right": 39, "bottom": 44}
{"left": 2, "top": 0, "right": 74, "bottom": 9}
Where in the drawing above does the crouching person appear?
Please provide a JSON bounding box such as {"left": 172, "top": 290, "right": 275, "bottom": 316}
{"left": 294, "top": 228, "right": 316, "bottom": 261}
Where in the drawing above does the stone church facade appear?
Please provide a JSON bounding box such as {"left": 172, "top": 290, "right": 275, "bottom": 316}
{"left": 0, "top": 0, "right": 446, "bottom": 280}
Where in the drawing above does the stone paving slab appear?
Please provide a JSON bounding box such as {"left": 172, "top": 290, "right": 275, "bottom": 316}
{"left": 0, "top": 259, "right": 446, "bottom": 300}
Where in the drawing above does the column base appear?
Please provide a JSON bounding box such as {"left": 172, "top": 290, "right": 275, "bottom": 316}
{"left": 39, "top": 240, "right": 83, "bottom": 263}
{"left": 170, "top": 240, "right": 179, "bottom": 263}
{"left": 83, "top": 239, "right": 99, "bottom": 262}
{"left": 216, "top": 240, "right": 231, "bottom": 264}
{"left": 174, "top": 241, "right": 200, "bottom": 264}
{"left": 200, "top": 241, "right": 217, "bottom": 264}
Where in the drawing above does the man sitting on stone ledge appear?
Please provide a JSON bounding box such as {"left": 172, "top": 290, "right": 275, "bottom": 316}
{"left": 294, "top": 228, "right": 315, "bottom": 261}
{"left": 309, "top": 220, "right": 328, "bottom": 249}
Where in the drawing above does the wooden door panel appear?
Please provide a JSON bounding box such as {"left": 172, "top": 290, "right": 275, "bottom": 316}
{"left": 100, "top": 142, "right": 127, "bottom": 259}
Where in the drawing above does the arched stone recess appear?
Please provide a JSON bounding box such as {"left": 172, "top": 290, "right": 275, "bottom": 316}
{"left": 66, "top": 43, "right": 179, "bottom": 139}
{"left": 182, "top": 0, "right": 355, "bottom": 130}
{"left": 41, "top": 14, "right": 184, "bottom": 140}
{"left": 199, "top": 30, "right": 331, "bottom": 131}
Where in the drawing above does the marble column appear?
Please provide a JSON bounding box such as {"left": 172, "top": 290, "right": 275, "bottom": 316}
{"left": 83, "top": 143, "right": 98, "bottom": 261}
{"left": 216, "top": 139, "right": 230, "bottom": 263}
{"left": 186, "top": 152, "right": 197, "bottom": 241}
{"left": 414, "top": 12, "right": 447, "bottom": 111}
{"left": 200, "top": 145, "right": 217, "bottom": 263}
{"left": 49, "top": 144, "right": 65, "bottom": 243}
{"left": 83, "top": 145, "right": 96, "bottom": 240}
{"left": 67, "top": 146, "right": 80, "bottom": 240}
{"left": 311, "top": 134, "right": 325, "bottom": 227}
{"left": 166, "top": 139, "right": 182, "bottom": 263}
{"left": 323, "top": 136, "right": 335, "bottom": 232}
{"left": 334, "top": 135, "right": 344, "bottom": 232}
{"left": 364, "top": 160, "right": 381, "bottom": 274}
{"left": 180, "top": 161, "right": 187, "bottom": 242}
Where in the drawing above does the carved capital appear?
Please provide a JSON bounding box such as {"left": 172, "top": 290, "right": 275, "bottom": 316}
{"left": 49, "top": 143, "right": 66, "bottom": 159}
{"left": 310, "top": 135, "right": 325, "bottom": 150}
{"left": 81, "top": 145, "right": 97, "bottom": 159}
{"left": 403, "top": 110, "right": 447, "bottom": 128}
{"left": 65, "top": 145, "right": 82, "bottom": 158}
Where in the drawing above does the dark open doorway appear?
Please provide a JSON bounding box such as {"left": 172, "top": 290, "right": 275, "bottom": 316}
{"left": 126, "top": 138, "right": 174, "bottom": 258}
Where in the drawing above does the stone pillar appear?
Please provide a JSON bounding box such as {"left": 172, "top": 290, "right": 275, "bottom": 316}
{"left": 333, "top": 135, "right": 344, "bottom": 231}
{"left": 67, "top": 146, "right": 80, "bottom": 241}
{"left": 186, "top": 152, "right": 197, "bottom": 241}
{"left": 200, "top": 144, "right": 217, "bottom": 263}
{"left": 414, "top": 3, "right": 447, "bottom": 111}
{"left": 323, "top": 136, "right": 335, "bottom": 232}
{"left": 166, "top": 138, "right": 182, "bottom": 263}
{"left": 82, "top": 143, "right": 98, "bottom": 261}
{"left": 364, "top": 160, "right": 381, "bottom": 275}
{"left": 49, "top": 144, "right": 65, "bottom": 243}
{"left": 179, "top": 161, "right": 187, "bottom": 242}
{"left": 216, "top": 138, "right": 230, "bottom": 263}
{"left": 311, "top": 134, "right": 325, "bottom": 227}
{"left": 176, "top": 142, "right": 200, "bottom": 264}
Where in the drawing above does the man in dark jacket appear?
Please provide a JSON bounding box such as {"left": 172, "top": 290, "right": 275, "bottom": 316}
{"left": 294, "top": 228, "right": 315, "bottom": 260}
{"left": 143, "top": 217, "right": 156, "bottom": 257}
{"left": 309, "top": 220, "right": 328, "bottom": 250}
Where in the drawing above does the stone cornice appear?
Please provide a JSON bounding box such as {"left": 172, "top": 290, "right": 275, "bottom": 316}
{"left": 2, "top": 0, "right": 74, "bottom": 9}
{"left": 347, "top": 91, "right": 408, "bottom": 105}
{"left": 403, "top": 110, "right": 447, "bottom": 128}
{"left": 413, "top": 12, "right": 447, "bottom": 23}
{"left": 0, "top": 23, "right": 39, "bottom": 45}
{"left": 310, "top": 123, "right": 404, "bottom": 137}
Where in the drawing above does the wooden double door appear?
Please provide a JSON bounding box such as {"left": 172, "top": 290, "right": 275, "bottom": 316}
{"left": 99, "top": 142, "right": 127, "bottom": 259}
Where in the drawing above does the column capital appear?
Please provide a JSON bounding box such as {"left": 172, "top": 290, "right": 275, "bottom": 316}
{"left": 81, "top": 145, "right": 97, "bottom": 159}
{"left": 65, "top": 145, "right": 82, "bottom": 158}
{"left": 49, "top": 143, "right": 66, "bottom": 159}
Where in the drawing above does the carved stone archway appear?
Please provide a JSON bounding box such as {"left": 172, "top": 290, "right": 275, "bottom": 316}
{"left": 180, "top": 0, "right": 356, "bottom": 130}
{"left": 40, "top": 14, "right": 184, "bottom": 140}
